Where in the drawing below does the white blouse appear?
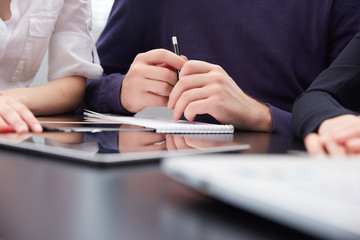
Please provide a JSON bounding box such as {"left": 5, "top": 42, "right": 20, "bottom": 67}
{"left": 0, "top": 0, "right": 103, "bottom": 90}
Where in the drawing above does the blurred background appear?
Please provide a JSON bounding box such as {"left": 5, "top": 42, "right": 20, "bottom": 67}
{"left": 33, "top": 0, "right": 172, "bottom": 117}
{"left": 92, "top": 0, "right": 114, "bottom": 39}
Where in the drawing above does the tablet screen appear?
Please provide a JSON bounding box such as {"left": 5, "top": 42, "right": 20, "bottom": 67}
{"left": 0, "top": 123, "right": 250, "bottom": 165}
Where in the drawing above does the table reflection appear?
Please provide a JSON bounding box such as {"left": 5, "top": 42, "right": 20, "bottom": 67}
{"left": 0, "top": 123, "right": 249, "bottom": 157}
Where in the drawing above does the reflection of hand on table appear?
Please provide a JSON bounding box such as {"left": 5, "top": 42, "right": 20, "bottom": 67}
{"left": 37, "top": 119, "right": 85, "bottom": 144}
{"left": 165, "top": 134, "right": 245, "bottom": 151}
{"left": 0, "top": 133, "right": 32, "bottom": 143}
{"left": 0, "top": 131, "right": 84, "bottom": 145}
{"left": 118, "top": 124, "right": 166, "bottom": 153}
{"left": 0, "top": 114, "right": 84, "bottom": 144}
{"left": 38, "top": 132, "right": 84, "bottom": 144}
{"left": 37, "top": 116, "right": 83, "bottom": 123}
{"left": 165, "top": 135, "right": 193, "bottom": 151}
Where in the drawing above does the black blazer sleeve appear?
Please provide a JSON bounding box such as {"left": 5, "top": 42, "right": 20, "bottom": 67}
{"left": 292, "top": 29, "right": 360, "bottom": 139}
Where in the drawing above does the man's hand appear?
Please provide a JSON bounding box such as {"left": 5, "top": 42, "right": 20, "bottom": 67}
{"left": 168, "top": 60, "right": 273, "bottom": 131}
{"left": 121, "top": 49, "right": 186, "bottom": 113}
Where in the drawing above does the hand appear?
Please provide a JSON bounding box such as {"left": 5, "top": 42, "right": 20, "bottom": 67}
{"left": 118, "top": 125, "right": 166, "bottom": 153}
{"left": 0, "top": 132, "right": 32, "bottom": 143}
{"left": 165, "top": 135, "right": 227, "bottom": 150}
{"left": 165, "top": 135, "right": 193, "bottom": 151}
{"left": 167, "top": 60, "right": 273, "bottom": 131}
{"left": 0, "top": 94, "right": 42, "bottom": 133}
{"left": 121, "top": 49, "right": 186, "bottom": 113}
{"left": 304, "top": 114, "right": 360, "bottom": 156}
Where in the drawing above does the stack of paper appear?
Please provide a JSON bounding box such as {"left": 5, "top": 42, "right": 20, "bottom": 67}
{"left": 84, "top": 110, "right": 234, "bottom": 134}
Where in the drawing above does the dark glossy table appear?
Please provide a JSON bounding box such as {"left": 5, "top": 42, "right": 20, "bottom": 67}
{"left": 0, "top": 117, "right": 317, "bottom": 240}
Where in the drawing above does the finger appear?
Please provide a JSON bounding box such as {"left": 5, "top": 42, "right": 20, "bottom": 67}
{"left": 172, "top": 135, "right": 191, "bottom": 150}
{"left": 183, "top": 99, "right": 212, "bottom": 122}
{"left": 11, "top": 102, "right": 42, "bottom": 133}
{"left": 156, "top": 63, "right": 177, "bottom": 74}
{"left": 333, "top": 124, "right": 360, "bottom": 144}
{"left": 165, "top": 134, "right": 178, "bottom": 150}
{"left": 179, "top": 60, "right": 215, "bottom": 78}
{"left": 172, "top": 88, "right": 209, "bottom": 120}
{"left": 0, "top": 103, "right": 28, "bottom": 133}
{"left": 157, "top": 56, "right": 188, "bottom": 73}
{"left": 0, "top": 116, "right": 7, "bottom": 126}
{"left": 325, "top": 140, "right": 347, "bottom": 156}
{"left": 141, "top": 92, "right": 169, "bottom": 107}
{"left": 139, "top": 143, "right": 167, "bottom": 152}
{"left": 118, "top": 131, "right": 166, "bottom": 153}
{"left": 304, "top": 133, "right": 327, "bottom": 156}
{"left": 120, "top": 141, "right": 165, "bottom": 153}
{"left": 137, "top": 49, "right": 186, "bottom": 72}
{"left": 345, "top": 138, "right": 360, "bottom": 154}
{"left": 181, "top": 55, "right": 188, "bottom": 61}
{"left": 183, "top": 137, "right": 218, "bottom": 149}
{"left": 168, "top": 74, "right": 208, "bottom": 109}
{"left": 178, "top": 90, "right": 230, "bottom": 123}
{"left": 138, "top": 132, "right": 166, "bottom": 146}
{"left": 139, "top": 64, "right": 178, "bottom": 87}
{"left": 143, "top": 79, "right": 174, "bottom": 97}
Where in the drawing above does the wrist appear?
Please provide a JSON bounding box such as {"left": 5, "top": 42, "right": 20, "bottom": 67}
{"left": 232, "top": 98, "right": 273, "bottom": 132}
{"left": 120, "top": 85, "right": 131, "bottom": 113}
{"left": 3, "top": 89, "right": 29, "bottom": 106}
{"left": 235, "top": 100, "right": 273, "bottom": 132}
{"left": 119, "top": 82, "right": 137, "bottom": 114}
{"left": 254, "top": 103, "right": 273, "bottom": 132}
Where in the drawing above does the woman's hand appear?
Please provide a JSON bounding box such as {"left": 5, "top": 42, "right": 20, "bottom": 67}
{"left": 305, "top": 114, "right": 360, "bottom": 156}
{"left": 0, "top": 94, "right": 42, "bottom": 133}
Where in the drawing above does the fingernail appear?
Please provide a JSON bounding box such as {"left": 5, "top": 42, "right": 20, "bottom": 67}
{"left": 32, "top": 124, "right": 42, "bottom": 132}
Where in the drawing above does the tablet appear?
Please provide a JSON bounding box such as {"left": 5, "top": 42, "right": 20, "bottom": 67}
{"left": 0, "top": 124, "right": 249, "bottom": 165}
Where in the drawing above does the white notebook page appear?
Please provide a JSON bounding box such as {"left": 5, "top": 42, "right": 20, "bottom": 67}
{"left": 84, "top": 110, "right": 234, "bottom": 134}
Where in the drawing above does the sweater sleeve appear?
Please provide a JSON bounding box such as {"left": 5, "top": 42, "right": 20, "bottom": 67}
{"left": 292, "top": 30, "right": 360, "bottom": 139}
{"left": 268, "top": 105, "right": 292, "bottom": 135}
{"left": 84, "top": 72, "right": 134, "bottom": 115}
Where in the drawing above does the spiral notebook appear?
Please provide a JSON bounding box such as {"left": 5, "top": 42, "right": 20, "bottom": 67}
{"left": 84, "top": 110, "right": 234, "bottom": 134}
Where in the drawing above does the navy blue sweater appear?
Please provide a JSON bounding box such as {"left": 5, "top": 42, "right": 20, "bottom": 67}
{"left": 85, "top": 0, "right": 360, "bottom": 134}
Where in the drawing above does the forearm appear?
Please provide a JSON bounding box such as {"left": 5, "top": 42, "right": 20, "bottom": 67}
{"left": 291, "top": 31, "right": 360, "bottom": 139}
{"left": 292, "top": 91, "right": 357, "bottom": 139}
{"left": 3, "top": 76, "right": 86, "bottom": 115}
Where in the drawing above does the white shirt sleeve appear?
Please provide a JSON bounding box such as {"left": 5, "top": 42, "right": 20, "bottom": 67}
{"left": 48, "top": 0, "right": 103, "bottom": 81}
